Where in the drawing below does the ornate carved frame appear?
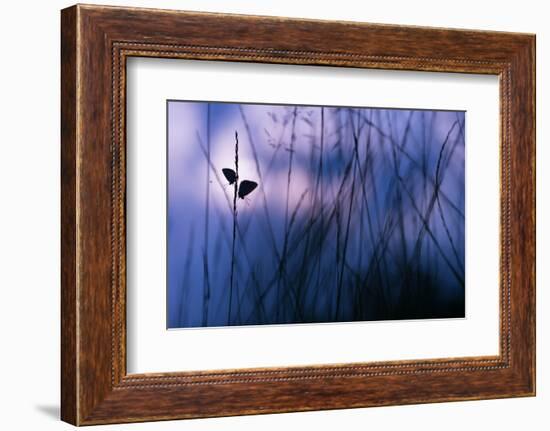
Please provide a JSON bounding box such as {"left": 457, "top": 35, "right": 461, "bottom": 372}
{"left": 61, "top": 4, "right": 535, "bottom": 425}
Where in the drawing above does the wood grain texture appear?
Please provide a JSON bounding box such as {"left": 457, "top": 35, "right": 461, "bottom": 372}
{"left": 60, "top": 4, "right": 535, "bottom": 425}
{"left": 60, "top": 5, "right": 78, "bottom": 425}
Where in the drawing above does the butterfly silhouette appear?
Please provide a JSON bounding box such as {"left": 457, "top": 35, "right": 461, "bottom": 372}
{"left": 222, "top": 168, "right": 237, "bottom": 185}
{"left": 222, "top": 168, "right": 258, "bottom": 199}
{"left": 238, "top": 180, "right": 258, "bottom": 199}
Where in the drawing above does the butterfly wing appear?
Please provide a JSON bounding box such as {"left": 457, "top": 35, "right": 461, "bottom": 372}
{"left": 222, "top": 168, "right": 237, "bottom": 185}
{"left": 238, "top": 180, "right": 258, "bottom": 199}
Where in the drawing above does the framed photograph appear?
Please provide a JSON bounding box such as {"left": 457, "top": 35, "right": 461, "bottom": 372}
{"left": 61, "top": 4, "right": 535, "bottom": 425}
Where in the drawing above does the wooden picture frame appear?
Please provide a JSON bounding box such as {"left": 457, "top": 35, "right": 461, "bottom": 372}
{"left": 61, "top": 4, "right": 535, "bottom": 425}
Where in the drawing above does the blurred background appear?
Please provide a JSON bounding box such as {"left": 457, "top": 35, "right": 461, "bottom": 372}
{"left": 168, "top": 102, "right": 465, "bottom": 328}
